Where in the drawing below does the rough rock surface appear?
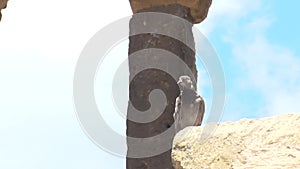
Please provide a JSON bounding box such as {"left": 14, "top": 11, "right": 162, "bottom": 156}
{"left": 172, "top": 113, "right": 300, "bottom": 169}
{"left": 0, "top": 0, "right": 8, "bottom": 21}
{"left": 127, "top": 4, "right": 197, "bottom": 169}
{"left": 129, "top": 0, "right": 212, "bottom": 24}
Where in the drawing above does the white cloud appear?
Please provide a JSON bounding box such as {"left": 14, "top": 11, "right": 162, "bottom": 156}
{"left": 0, "top": 0, "right": 131, "bottom": 168}
{"left": 198, "top": 0, "right": 263, "bottom": 36}
{"left": 233, "top": 35, "right": 300, "bottom": 116}
{"left": 0, "top": 0, "right": 132, "bottom": 61}
{"left": 209, "top": 1, "right": 300, "bottom": 117}
{"left": 198, "top": 0, "right": 300, "bottom": 118}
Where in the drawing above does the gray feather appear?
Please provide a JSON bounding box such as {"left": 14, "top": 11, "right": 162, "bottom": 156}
{"left": 173, "top": 75, "right": 205, "bottom": 133}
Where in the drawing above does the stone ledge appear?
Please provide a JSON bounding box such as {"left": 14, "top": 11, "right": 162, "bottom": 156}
{"left": 172, "top": 113, "right": 300, "bottom": 169}
{"left": 129, "top": 0, "right": 212, "bottom": 24}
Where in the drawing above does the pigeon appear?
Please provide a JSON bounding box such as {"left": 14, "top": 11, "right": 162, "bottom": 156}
{"left": 173, "top": 75, "right": 205, "bottom": 133}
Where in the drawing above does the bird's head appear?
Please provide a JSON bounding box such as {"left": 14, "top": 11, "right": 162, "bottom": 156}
{"left": 177, "top": 75, "right": 195, "bottom": 91}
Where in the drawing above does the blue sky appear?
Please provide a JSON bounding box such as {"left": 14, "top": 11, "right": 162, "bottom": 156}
{"left": 197, "top": 0, "right": 300, "bottom": 121}
{"left": 0, "top": 0, "right": 299, "bottom": 169}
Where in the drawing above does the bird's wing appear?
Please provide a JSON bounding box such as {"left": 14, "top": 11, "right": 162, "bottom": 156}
{"left": 194, "top": 95, "right": 205, "bottom": 126}
{"left": 173, "top": 95, "right": 181, "bottom": 120}
{"left": 173, "top": 95, "right": 182, "bottom": 133}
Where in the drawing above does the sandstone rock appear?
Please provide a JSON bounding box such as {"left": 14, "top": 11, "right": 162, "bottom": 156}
{"left": 129, "top": 0, "right": 212, "bottom": 24}
{"left": 0, "top": 0, "right": 8, "bottom": 21}
{"left": 172, "top": 113, "right": 300, "bottom": 169}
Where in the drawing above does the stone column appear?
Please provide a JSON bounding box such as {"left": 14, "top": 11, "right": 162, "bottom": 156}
{"left": 127, "top": 1, "right": 212, "bottom": 168}
{"left": 0, "top": 0, "right": 8, "bottom": 21}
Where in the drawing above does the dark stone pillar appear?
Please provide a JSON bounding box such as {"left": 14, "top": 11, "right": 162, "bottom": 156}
{"left": 127, "top": 4, "right": 197, "bottom": 169}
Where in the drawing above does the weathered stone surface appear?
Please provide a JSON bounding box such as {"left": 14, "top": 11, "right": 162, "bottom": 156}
{"left": 127, "top": 4, "right": 197, "bottom": 169}
{"left": 172, "top": 113, "right": 300, "bottom": 169}
{"left": 0, "top": 0, "right": 8, "bottom": 21}
{"left": 129, "top": 0, "right": 212, "bottom": 24}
